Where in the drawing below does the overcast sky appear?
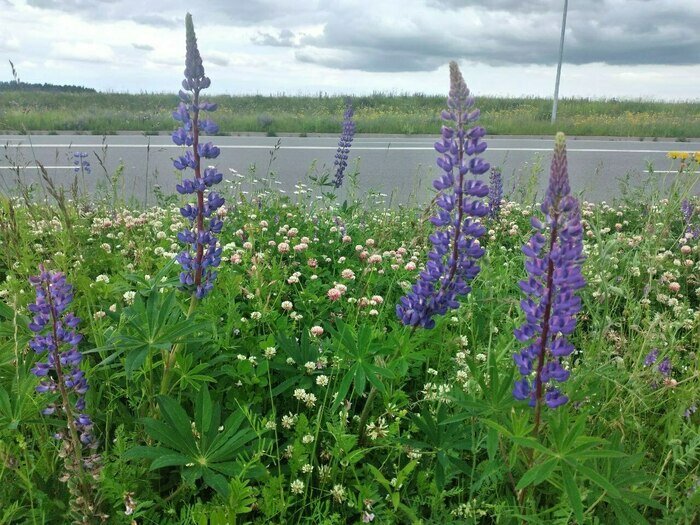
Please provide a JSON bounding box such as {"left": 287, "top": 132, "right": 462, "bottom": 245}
{"left": 1, "top": 0, "right": 699, "bottom": 99}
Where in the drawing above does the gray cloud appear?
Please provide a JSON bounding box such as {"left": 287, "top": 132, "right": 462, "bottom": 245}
{"left": 207, "top": 55, "right": 230, "bottom": 67}
{"left": 26, "top": 0, "right": 329, "bottom": 26}
{"left": 291, "top": 0, "right": 700, "bottom": 72}
{"left": 252, "top": 29, "right": 297, "bottom": 47}
{"left": 129, "top": 14, "right": 179, "bottom": 27}
{"left": 22, "top": 0, "right": 700, "bottom": 73}
{"left": 132, "top": 43, "right": 155, "bottom": 51}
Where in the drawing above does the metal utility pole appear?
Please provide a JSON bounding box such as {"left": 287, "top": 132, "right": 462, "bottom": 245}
{"left": 551, "top": 0, "right": 569, "bottom": 124}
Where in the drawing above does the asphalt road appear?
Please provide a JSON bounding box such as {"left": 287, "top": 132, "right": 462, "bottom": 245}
{"left": 1, "top": 134, "right": 698, "bottom": 205}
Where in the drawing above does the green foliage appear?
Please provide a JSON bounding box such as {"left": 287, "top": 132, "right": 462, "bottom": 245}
{"left": 125, "top": 387, "right": 262, "bottom": 497}
{"left": 0, "top": 168, "right": 698, "bottom": 522}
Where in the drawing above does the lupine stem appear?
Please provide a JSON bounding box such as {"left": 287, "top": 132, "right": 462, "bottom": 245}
{"left": 160, "top": 294, "right": 198, "bottom": 395}
{"left": 41, "top": 279, "right": 98, "bottom": 519}
{"left": 45, "top": 283, "right": 84, "bottom": 476}
{"left": 533, "top": 221, "right": 557, "bottom": 436}
{"left": 192, "top": 89, "right": 204, "bottom": 289}
{"left": 445, "top": 112, "right": 465, "bottom": 287}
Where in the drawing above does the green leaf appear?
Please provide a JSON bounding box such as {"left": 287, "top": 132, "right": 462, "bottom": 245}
{"left": 568, "top": 460, "right": 622, "bottom": 499}
{"left": 196, "top": 385, "right": 213, "bottom": 436}
{"left": 124, "top": 445, "right": 174, "bottom": 461}
{"left": 142, "top": 418, "right": 189, "bottom": 452}
{"left": 510, "top": 436, "right": 554, "bottom": 456}
{"left": 124, "top": 346, "right": 149, "bottom": 378}
{"left": 516, "top": 459, "right": 557, "bottom": 490}
{"left": 202, "top": 469, "right": 230, "bottom": 497}
{"left": 150, "top": 453, "right": 192, "bottom": 470}
{"left": 156, "top": 395, "right": 198, "bottom": 455}
{"left": 561, "top": 463, "right": 584, "bottom": 524}
{"left": 486, "top": 427, "right": 498, "bottom": 461}
{"left": 330, "top": 368, "right": 355, "bottom": 413}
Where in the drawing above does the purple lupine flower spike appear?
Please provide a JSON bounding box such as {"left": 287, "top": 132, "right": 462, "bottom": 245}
{"left": 333, "top": 100, "right": 356, "bottom": 188}
{"left": 28, "top": 266, "right": 97, "bottom": 452}
{"left": 73, "top": 151, "right": 91, "bottom": 174}
{"left": 396, "top": 61, "right": 490, "bottom": 329}
{"left": 513, "top": 133, "right": 585, "bottom": 425}
{"left": 173, "top": 13, "right": 224, "bottom": 299}
{"left": 488, "top": 167, "right": 503, "bottom": 219}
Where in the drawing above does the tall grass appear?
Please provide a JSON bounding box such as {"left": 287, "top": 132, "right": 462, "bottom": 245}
{"left": 1, "top": 91, "right": 699, "bottom": 137}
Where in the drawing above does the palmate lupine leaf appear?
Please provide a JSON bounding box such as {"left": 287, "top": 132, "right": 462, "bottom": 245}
{"left": 125, "top": 387, "right": 259, "bottom": 497}
{"left": 92, "top": 291, "right": 208, "bottom": 377}
{"left": 327, "top": 320, "right": 394, "bottom": 413}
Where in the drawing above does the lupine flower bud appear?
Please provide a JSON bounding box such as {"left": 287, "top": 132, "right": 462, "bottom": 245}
{"left": 333, "top": 100, "right": 356, "bottom": 188}
{"left": 174, "top": 13, "right": 224, "bottom": 299}
{"left": 513, "top": 133, "right": 585, "bottom": 414}
{"left": 396, "top": 62, "right": 489, "bottom": 329}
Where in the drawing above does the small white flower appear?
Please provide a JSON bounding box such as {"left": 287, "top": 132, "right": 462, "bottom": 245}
{"left": 290, "top": 479, "right": 305, "bottom": 494}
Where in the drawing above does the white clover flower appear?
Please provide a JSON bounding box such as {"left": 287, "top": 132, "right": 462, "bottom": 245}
{"left": 331, "top": 484, "right": 347, "bottom": 503}
{"left": 281, "top": 413, "right": 298, "bottom": 429}
{"left": 123, "top": 291, "right": 136, "bottom": 305}
{"left": 304, "top": 393, "right": 317, "bottom": 408}
{"left": 290, "top": 479, "right": 304, "bottom": 494}
{"left": 293, "top": 388, "right": 307, "bottom": 401}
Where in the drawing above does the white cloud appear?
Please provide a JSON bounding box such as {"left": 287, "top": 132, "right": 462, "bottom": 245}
{"left": 51, "top": 42, "right": 116, "bottom": 64}
{"left": 0, "top": 0, "right": 697, "bottom": 99}
{"left": 0, "top": 36, "right": 20, "bottom": 52}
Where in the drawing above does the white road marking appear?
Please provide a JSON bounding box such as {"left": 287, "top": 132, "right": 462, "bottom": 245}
{"left": 0, "top": 165, "right": 76, "bottom": 169}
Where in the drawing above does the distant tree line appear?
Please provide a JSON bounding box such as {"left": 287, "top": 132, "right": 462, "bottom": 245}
{"left": 0, "top": 81, "right": 96, "bottom": 93}
{"left": 1, "top": 60, "right": 95, "bottom": 93}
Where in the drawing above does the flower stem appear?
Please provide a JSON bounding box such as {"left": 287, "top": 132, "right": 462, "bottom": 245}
{"left": 533, "top": 219, "right": 558, "bottom": 436}
{"left": 160, "top": 293, "right": 198, "bottom": 395}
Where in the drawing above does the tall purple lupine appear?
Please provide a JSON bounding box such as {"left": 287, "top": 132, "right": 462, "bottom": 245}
{"left": 513, "top": 133, "right": 585, "bottom": 426}
{"left": 28, "top": 266, "right": 102, "bottom": 518}
{"left": 488, "top": 167, "right": 503, "bottom": 219}
{"left": 174, "top": 13, "right": 224, "bottom": 299}
{"left": 396, "top": 62, "right": 490, "bottom": 329}
{"left": 333, "top": 101, "right": 356, "bottom": 188}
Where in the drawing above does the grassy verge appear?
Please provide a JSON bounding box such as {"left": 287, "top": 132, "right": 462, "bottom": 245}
{"left": 1, "top": 91, "right": 699, "bottom": 138}
{"left": 0, "top": 167, "right": 698, "bottom": 523}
